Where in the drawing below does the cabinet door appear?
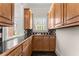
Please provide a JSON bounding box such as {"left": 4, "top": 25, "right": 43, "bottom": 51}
{"left": 22, "top": 37, "right": 32, "bottom": 56}
{"left": 42, "top": 36, "right": 49, "bottom": 51}
{"left": 8, "top": 45, "right": 22, "bottom": 56}
{"left": 49, "top": 36, "right": 56, "bottom": 51}
{"left": 22, "top": 45, "right": 29, "bottom": 56}
{"left": 32, "top": 36, "right": 42, "bottom": 51}
{"left": 48, "top": 12, "right": 51, "bottom": 29}
{"left": 30, "top": 11, "right": 32, "bottom": 29}
{"left": 48, "top": 4, "right": 55, "bottom": 29}
{"left": 2, "top": 4, "right": 12, "bottom": 20}
{"left": 64, "top": 3, "right": 79, "bottom": 26}
{"left": 54, "top": 3, "right": 64, "bottom": 27}
{"left": 28, "top": 42, "right": 32, "bottom": 55}
{"left": 48, "top": 11, "right": 54, "bottom": 29}
{"left": 24, "top": 9, "right": 30, "bottom": 29}
{"left": 0, "top": 3, "right": 14, "bottom": 26}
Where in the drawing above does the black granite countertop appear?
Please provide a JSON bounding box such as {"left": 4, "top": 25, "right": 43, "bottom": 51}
{"left": 0, "top": 35, "right": 25, "bottom": 54}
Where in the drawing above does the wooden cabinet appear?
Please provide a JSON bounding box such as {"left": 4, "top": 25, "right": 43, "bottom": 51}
{"left": 64, "top": 3, "right": 79, "bottom": 26}
{"left": 32, "top": 35, "right": 42, "bottom": 51}
{"left": 8, "top": 45, "right": 22, "bottom": 56}
{"left": 0, "top": 3, "right": 14, "bottom": 26}
{"left": 0, "top": 36, "right": 32, "bottom": 56}
{"left": 54, "top": 3, "right": 64, "bottom": 28}
{"left": 49, "top": 3, "right": 79, "bottom": 29}
{"left": 49, "top": 36, "right": 56, "bottom": 51}
{"left": 22, "top": 36, "right": 32, "bottom": 56}
{"left": 48, "top": 4, "right": 55, "bottom": 29}
{"left": 24, "top": 8, "right": 32, "bottom": 29}
{"left": 42, "top": 36, "right": 49, "bottom": 51}
{"left": 32, "top": 35, "right": 49, "bottom": 51}
{"left": 22, "top": 44, "right": 29, "bottom": 56}
{"left": 30, "top": 11, "right": 32, "bottom": 29}
{"left": 32, "top": 35, "right": 56, "bottom": 52}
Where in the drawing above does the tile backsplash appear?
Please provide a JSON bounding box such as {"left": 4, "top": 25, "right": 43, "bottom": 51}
{"left": 48, "top": 29, "right": 56, "bottom": 36}
{"left": 24, "top": 29, "right": 32, "bottom": 39}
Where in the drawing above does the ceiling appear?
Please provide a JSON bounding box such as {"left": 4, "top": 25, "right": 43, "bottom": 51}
{"left": 23, "top": 3, "right": 51, "bottom": 16}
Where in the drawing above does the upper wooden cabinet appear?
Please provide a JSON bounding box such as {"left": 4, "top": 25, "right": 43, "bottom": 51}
{"left": 24, "top": 8, "right": 32, "bottom": 29}
{"left": 0, "top": 3, "right": 14, "bottom": 26}
{"left": 48, "top": 4, "right": 55, "bottom": 29}
{"left": 54, "top": 3, "right": 64, "bottom": 28}
{"left": 48, "top": 3, "right": 79, "bottom": 29}
{"left": 64, "top": 3, "right": 79, "bottom": 26}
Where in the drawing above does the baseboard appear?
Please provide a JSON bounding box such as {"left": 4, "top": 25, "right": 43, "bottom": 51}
{"left": 55, "top": 49, "right": 63, "bottom": 56}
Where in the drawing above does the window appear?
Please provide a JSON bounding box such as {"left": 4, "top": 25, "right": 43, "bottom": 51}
{"left": 33, "top": 16, "right": 48, "bottom": 32}
{"left": 6, "top": 27, "right": 15, "bottom": 38}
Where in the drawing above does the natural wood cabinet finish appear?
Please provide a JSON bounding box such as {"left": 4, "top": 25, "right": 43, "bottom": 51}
{"left": 48, "top": 4, "right": 55, "bottom": 29}
{"left": 49, "top": 36, "right": 56, "bottom": 51}
{"left": 8, "top": 45, "right": 22, "bottom": 56}
{"left": 0, "top": 3, "right": 14, "bottom": 26}
{"left": 32, "top": 35, "right": 56, "bottom": 52}
{"left": 32, "top": 36, "right": 42, "bottom": 51}
{"left": 64, "top": 3, "right": 79, "bottom": 26}
{"left": 0, "top": 36, "right": 32, "bottom": 56}
{"left": 1, "top": 35, "right": 55, "bottom": 56}
{"left": 22, "top": 45, "right": 29, "bottom": 56}
{"left": 30, "top": 11, "right": 32, "bottom": 29}
{"left": 54, "top": 3, "right": 64, "bottom": 28}
{"left": 42, "top": 36, "right": 49, "bottom": 51}
{"left": 24, "top": 8, "right": 32, "bottom": 29}
{"left": 22, "top": 36, "right": 32, "bottom": 56}
{"left": 49, "top": 3, "right": 79, "bottom": 29}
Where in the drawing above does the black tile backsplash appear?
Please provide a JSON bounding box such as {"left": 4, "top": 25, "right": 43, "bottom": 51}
{"left": 24, "top": 29, "right": 32, "bottom": 39}
{"left": 0, "top": 28, "right": 3, "bottom": 54}
{"left": 48, "top": 29, "right": 56, "bottom": 36}
{"left": 24, "top": 29, "right": 56, "bottom": 38}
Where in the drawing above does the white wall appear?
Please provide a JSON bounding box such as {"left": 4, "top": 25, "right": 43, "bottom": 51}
{"left": 14, "top": 3, "right": 24, "bottom": 35}
{"left": 56, "top": 26, "right": 79, "bottom": 56}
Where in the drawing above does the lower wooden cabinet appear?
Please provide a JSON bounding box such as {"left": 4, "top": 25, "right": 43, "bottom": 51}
{"left": 1, "top": 35, "right": 56, "bottom": 56}
{"left": 42, "top": 36, "right": 49, "bottom": 51}
{"left": 8, "top": 45, "right": 22, "bottom": 56}
{"left": 0, "top": 36, "right": 32, "bottom": 56}
{"left": 22, "top": 36, "right": 32, "bottom": 56}
{"left": 22, "top": 43, "right": 32, "bottom": 56}
{"left": 32, "top": 35, "right": 56, "bottom": 52}
{"left": 49, "top": 36, "right": 56, "bottom": 51}
{"left": 22, "top": 45, "right": 29, "bottom": 56}
{"left": 32, "top": 36, "right": 42, "bottom": 51}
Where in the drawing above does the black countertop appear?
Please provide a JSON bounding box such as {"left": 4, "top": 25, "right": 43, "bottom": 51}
{"left": 0, "top": 35, "right": 25, "bottom": 54}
